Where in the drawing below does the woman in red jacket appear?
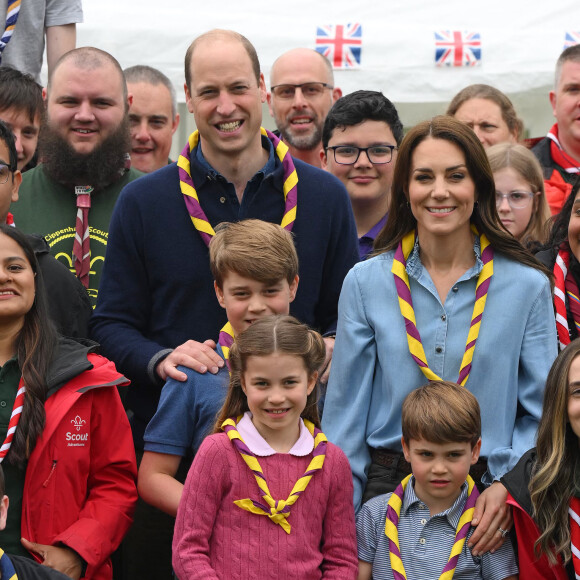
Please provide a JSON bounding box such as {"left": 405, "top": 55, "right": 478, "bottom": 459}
{"left": 0, "top": 224, "right": 137, "bottom": 579}
{"left": 502, "top": 340, "right": 580, "bottom": 580}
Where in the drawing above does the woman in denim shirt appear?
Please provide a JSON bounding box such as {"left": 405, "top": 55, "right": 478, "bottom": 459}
{"left": 322, "top": 115, "right": 557, "bottom": 556}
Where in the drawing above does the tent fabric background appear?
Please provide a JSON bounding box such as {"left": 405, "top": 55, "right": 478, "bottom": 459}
{"left": 66, "top": 0, "right": 580, "bottom": 155}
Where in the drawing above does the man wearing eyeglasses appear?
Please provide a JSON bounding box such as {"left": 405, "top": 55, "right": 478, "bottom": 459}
{"left": 321, "top": 90, "right": 403, "bottom": 259}
{"left": 268, "top": 48, "right": 342, "bottom": 167}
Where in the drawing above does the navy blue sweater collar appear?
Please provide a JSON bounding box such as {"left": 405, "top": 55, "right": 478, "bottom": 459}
{"left": 191, "top": 134, "right": 280, "bottom": 191}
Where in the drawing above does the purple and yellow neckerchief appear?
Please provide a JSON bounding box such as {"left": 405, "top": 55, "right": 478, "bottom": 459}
{"left": 177, "top": 127, "right": 298, "bottom": 247}
{"left": 0, "top": 0, "right": 21, "bottom": 63}
{"left": 218, "top": 321, "right": 235, "bottom": 372}
{"left": 391, "top": 225, "right": 493, "bottom": 386}
{"left": 221, "top": 415, "right": 327, "bottom": 534}
{"left": 385, "top": 474, "right": 479, "bottom": 580}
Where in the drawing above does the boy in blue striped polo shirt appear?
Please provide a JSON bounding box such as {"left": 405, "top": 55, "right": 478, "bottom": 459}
{"left": 356, "top": 381, "right": 518, "bottom": 579}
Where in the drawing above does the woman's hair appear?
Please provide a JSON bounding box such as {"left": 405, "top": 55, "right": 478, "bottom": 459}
{"left": 446, "top": 84, "right": 523, "bottom": 141}
{"left": 541, "top": 179, "right": 580, "bottom": 255}
{"left": 0, "top": 226, "right": 57, "bottom": 467}
{"left": 487, "top": 142, "right": 551, "bottom": 248}
{"left": 373, "top": 116, "right": 550, "bottom": 279}
{"left": 213, "top": 315, "right": 326, "bottom": 432}
{"left": 530, "top": 339, "right": 580, "bottom": 564}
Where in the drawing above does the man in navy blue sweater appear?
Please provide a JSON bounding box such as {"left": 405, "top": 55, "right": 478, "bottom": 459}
{"left": 90, "top": 28, "right": 358, "bottom": 580}
{"left": 92, "top": 26, "right": 358, "bottom": 446}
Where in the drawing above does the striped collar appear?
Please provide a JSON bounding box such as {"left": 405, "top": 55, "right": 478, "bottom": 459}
{"left": 401, "top": 476, "right": 469, "bottom": 529}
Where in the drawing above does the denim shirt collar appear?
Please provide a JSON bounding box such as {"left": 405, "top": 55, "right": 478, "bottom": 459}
{"left": 402, "top": 476, "right": 469, "bottom": 529}
{"left": 406, "top": 233, "right": 484, "bottom": 284}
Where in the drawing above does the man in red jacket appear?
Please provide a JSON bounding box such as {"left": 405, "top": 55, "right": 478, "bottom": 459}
{"left": 533, "top": 44, "right": 580, "bottom": 214}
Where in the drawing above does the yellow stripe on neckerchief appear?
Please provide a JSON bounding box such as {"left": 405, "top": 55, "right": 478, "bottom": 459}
{"left": 221, "top": 416, "right": 327, "bottom": 534}
{"left": 391, "top": 226, "right": 493, "bottom": 386}
{"left": 177, "top": 128, "right": 298, "bottom": 247}
{"left": 218, "top": 321, "right": 235, "bottom": 373}
{"left": 385, "top": 474, "right": 479, "bottom": 580}
{"left": 0, "top": 0, "right": 21, "bottom": 63}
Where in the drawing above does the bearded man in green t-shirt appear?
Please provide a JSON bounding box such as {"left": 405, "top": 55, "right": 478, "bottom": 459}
{"left": 12, "top": 47, "right": 142, "bottom": 307}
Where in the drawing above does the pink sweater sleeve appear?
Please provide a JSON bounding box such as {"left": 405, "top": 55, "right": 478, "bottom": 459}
{"left": 320, "top": 444, "right": 358, "bottom": 579}
{"left": 172, "top": 436, "right": 225, "bottom": 580}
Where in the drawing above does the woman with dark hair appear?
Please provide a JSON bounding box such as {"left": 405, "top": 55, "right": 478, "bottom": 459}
{"left": 0, "top": 224, "right": 137, "bottom": 579}
{"left": 447, "top": 84, "right": 522, "bottom": 148}
{"left": 502, "top": 339, "right": 580, "bottom": 579}
{"left": 322, "top": 116, "right": 557, "bottom": 553}
{"left": 536, "top": 182, "right": 580, "bottom": 349}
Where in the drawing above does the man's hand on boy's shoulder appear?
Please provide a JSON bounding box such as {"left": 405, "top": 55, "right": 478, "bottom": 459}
{"left": 467, "top": 481, "right": 512, "bottom": 556}
{"left": 156, "top": 339, "right": 225, "bottom": 382}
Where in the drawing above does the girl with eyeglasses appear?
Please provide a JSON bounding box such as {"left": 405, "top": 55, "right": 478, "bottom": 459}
{"left": 487, "top": 143, "right": 551, "bottom": 252}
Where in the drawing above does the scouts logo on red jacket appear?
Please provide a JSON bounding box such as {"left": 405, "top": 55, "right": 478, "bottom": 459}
{"left": 66, "top": 415, "right": 88, "bottom": 446}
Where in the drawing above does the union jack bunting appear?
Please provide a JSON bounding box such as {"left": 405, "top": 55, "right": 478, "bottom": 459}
{"left": 435, "top": 31, "right": 481, "bottom": 67}
{"left": 315, "top": 24, "right": 362, "bottom": 69}
{"left": 564, "top": 31, "right": 580, "bottom": 49}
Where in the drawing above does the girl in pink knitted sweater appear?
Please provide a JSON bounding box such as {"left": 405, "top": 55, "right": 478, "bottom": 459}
{"left": 172, "top": 315, "right": 357, "bottom": 579}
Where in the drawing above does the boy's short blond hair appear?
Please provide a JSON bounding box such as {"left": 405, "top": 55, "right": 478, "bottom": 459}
{"left": 402, "top": 381, "right": 481, "bottom": 448}
{"left": 210, "top": 219, "right": 299, "bottom": 288}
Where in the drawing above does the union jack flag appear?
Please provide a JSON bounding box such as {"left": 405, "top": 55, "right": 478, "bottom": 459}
{"left": 435, "top": 31, "right": 481, "bottom": 67}
{"left": 565, "top": 31, "right": 580, "bottom": 49}
{"left": 315, "top": 24, "right": 362, "bottom": 69}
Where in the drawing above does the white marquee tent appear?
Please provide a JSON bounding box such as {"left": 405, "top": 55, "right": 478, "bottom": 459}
{"left": 74, "top": 0, "right": 580, "bottom": 156}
